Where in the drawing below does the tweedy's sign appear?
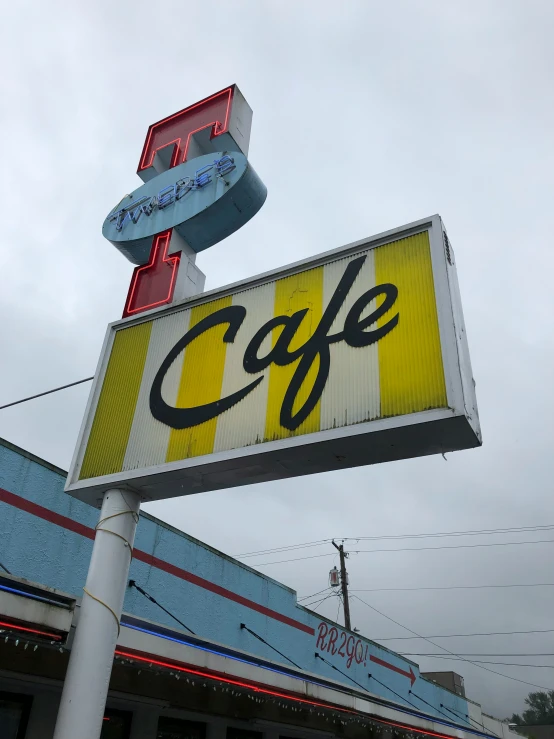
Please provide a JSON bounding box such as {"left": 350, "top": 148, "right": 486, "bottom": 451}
{"left": 66, "top": 216, "right": 481, "bottom": 505}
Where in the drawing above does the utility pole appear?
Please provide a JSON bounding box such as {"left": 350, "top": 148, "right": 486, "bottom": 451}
{"left": 332, "top": 540, "right": 351, "bottom": 631}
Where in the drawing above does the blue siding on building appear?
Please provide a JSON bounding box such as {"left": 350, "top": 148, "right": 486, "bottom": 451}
{"left": 0, "top": 437, "right": 469, "bottom": 722}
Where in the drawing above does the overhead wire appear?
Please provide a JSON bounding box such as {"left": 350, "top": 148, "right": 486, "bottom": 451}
{"left": 251, "top": 538, "right": 554, "bottom": 566}
{"left": 375, "top": 628, "right": 554, "bottom": 641}
{"left": 303, "top": 593, "right": 336, "bottom": 612}
{"left": 0, "top": 377, "right": 94, "bottom": 410}
{"left": 352, "top": 594, "right": 553, "bottom": 692}
{"left": 406, "top": 657, "right": 554, "bottom": 669}
{"left": 402, "top": 652, "right": 554, "bottom": 657}
{"left": 344, "top": 524, "right": 554, "bottom": 542}
{"left": 336, "top": 593, "right": 342, "bottom": 623}
{"left": 351, "top": 583, "right": 554, "bottom": 593}
{"left": 235, "top": 523, "right": 554, "bottom": 559}
{"left": 298, "top": 587, "right": 332, "bottom": 602}
{"left": 301, "top": 592, "right": 334, "bottom": 608}
{"left": 236, "top": 539, "right": 333, "bottom": 558}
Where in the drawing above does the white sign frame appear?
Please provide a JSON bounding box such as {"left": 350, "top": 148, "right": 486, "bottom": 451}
{"left": 66, "top": 215, "right": 480, "bottom": 506}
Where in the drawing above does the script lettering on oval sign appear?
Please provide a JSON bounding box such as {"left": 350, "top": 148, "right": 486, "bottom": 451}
{"left": 149, "top": 255, "right": 399, "bottom": 431}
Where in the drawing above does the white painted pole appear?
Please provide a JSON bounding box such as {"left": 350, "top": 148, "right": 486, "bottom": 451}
{"left": 53, "top": 488, "right": 141, "bottom": 739}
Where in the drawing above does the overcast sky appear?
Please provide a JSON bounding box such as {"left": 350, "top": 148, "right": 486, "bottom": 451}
{"left": 1, "top": 0, "right": 554, "bottom": 720}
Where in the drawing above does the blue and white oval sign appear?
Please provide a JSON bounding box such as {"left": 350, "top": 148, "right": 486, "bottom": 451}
{"left": 102, "top": 151, "right": 267, "bottom": 265}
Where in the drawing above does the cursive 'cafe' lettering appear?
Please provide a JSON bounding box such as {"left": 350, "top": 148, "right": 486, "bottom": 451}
{"left": 150, "top": 255, "right": 399, "bottom": 431}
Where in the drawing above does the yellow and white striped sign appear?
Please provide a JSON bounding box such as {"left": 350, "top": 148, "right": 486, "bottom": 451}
{"left": 77, "top": 230, "right": 449, "bottom": 483}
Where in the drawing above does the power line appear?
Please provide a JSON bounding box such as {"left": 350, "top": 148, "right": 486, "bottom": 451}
{"left": 375, "top": 628, "right": 554, "bottom": 641}
{"left": 352, "top": 594, "right": 553, "bottom": 692}
{"left": 235, "top": 524, "right": 554, "bottom": 558}
{"left": 345, "top": 524, "right": 554, "bottom": 542}
{"left": 298, "top": 587, "right": 332, "bottom": 602}
{"left": 252, "top": 538, "right": 554, "bottom": 566}
{"left": 403, "top": 653, "right": 554, "bottom": 657}
{"left": 335, "top": 593, "right": 343, "bottom": 623}
{"left": 236, "top": 539, "right": 333, "bottom": 558}
{"left": 352, "top": 539, "right": 554, "bottom": 554}
{"left": 0, "top": 377, "right": 94, "bottom": 411}
{"left": 352, "top": 583, "right": 554, "bottom": 593}
{"left": 412, "top": 656, "right": 554, "bottom": 669}
{"left": 254, "top": 552, "right": 332, "bottom": 566}
{"left": 303, "top": 593, "right": 336, "bottom": 612}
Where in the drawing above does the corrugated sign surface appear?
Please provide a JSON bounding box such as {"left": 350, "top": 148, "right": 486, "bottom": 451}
{"left": 79, "top": 231, "right": 447, "bottom": 481}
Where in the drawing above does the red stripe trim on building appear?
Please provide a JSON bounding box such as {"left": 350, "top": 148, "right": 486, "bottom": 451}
{"left": 0, "top": 487, "right": 314, "bottom": 635}
{"left": 133, "top": 549, "right": 313, "bottom": 634}
{"left": 0, "top": 487, "right": 95, "bottom": 540}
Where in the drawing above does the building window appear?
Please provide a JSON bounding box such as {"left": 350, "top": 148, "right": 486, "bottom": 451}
{"left": 157, "top": 717, "right": 206, "bottom": 739}
{"left": 226, "top": 729, "right": 263, "bottom": 739}
{"left": 0, "top": 691, "right": 33, "bottom": 739}
{"left": 101, "top": 708, "right": 133, "bottom": 739}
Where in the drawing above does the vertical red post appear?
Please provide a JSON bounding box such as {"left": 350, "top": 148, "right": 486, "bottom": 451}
{"left": 122, "top": 231, "right": 180, "bottom": 318}
{"left": 124, "top": 86, "right": 235, "bottom": 318}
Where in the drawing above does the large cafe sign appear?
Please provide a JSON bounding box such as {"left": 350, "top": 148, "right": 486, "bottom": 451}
{"left": 67, "top": 214, "right": 481, "bottom": 505}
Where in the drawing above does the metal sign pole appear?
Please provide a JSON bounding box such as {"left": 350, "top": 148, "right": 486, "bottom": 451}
{"left": 53, "top": 488, "right": 141, "bottom": 739}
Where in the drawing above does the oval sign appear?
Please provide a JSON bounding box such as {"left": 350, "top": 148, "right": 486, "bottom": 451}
{"left": 102, "top": 151, "right": 267, "bottom": 265}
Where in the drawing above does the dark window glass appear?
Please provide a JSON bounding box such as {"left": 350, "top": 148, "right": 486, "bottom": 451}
{"left": 226, "top": 729, "right": 263, "bottom": 739}
{"left": 101, "top": 708, "right": 133, "bottom": 739}
{"left": 0, "top": 691, "right": 33, "bottom": 739}
{"left": 157, "top": 717, "right": 206, "bottom": 739}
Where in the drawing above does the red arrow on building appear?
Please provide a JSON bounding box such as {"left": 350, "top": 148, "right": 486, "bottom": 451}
{"left": 369, "top": 655, "right": 416, "bottom": 686}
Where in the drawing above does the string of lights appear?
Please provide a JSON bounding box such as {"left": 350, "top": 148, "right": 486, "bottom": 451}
{"left": 113, "top": 649, "right": 482, "bottom": 739}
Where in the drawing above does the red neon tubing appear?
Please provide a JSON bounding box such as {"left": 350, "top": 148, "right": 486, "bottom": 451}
{"left": 115, "top": 650, "right": 355, "bottom": 713}
{"left": 139, "top": 87, "right": 233, "bottom": 171}
{"left": 114, "top": 650, "right": 475, "bottom": 739}
{"left": 123, "top": 230, "right": 180, "bottom": 317}
{"left": 0, "top": 619, "right": 62, "bottom": 641}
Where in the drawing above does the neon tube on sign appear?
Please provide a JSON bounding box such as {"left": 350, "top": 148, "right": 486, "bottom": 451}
{"left": 109, "top": 156, "right": 236, "bottom": 233}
